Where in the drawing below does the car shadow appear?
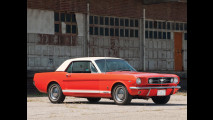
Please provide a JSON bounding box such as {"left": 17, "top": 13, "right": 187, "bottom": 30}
{"left": 62, "top": 101, "right": 187, "bottom": 106}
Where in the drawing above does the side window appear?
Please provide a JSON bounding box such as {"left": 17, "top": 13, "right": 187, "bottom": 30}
{"left": 66, "top": 61, "right": 97, "bottom": 73}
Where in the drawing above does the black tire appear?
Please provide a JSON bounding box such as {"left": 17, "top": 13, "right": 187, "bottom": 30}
{"left": 151, "top": 95, "right": 170, "bottom": 104}
{"left": 87, "top": 98, "right": 101, "bottom": 103}
{"left": 48, "top": 83, "right": 65, "bottom": 103}
{"left": 112, "top": 84, "right": 132, "bottom": 105}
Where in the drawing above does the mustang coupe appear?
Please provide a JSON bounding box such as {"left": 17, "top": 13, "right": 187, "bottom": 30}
{"left": 34, "top": 57, "right": 181, "bottom": 105}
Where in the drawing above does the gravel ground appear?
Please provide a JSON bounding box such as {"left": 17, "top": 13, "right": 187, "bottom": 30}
{"left": 27, "top": 93, "right": 187, "bottom": 120}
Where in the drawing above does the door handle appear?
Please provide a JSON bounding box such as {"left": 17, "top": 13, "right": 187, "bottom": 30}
{"left": 66, "top": 74, "right": 71, "bottom": 77}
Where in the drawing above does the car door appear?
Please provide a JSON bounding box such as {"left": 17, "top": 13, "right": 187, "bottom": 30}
{"left": 62, "top": 61, "right": 100, "bottom": 97}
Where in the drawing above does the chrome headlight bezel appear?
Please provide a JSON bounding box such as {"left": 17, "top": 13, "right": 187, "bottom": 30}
{"left": 136, "top": 78, "right": 142, "bottom": 85}
{"left": 174, "top": 77, "right": 179, "bottom": 84}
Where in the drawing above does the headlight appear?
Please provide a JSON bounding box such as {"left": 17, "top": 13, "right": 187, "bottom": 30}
{"left": 136, "top": 78, "right": 141, "bottom": 85}
{"left": 149, "top": 78, "right": 153, "bottom": 84}
{"left": 174, "top": 77, "right": 178, "bottom": 84}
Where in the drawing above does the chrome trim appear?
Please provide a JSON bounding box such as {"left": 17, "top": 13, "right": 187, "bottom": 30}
{"left": 148, "top": 77, "right": 174, "bottom": 84}
{"left": 129, "top": 86, "right": 181, "bottom": 89}
{"left": 62, "top": 90, "right": 111, "bottom": 94}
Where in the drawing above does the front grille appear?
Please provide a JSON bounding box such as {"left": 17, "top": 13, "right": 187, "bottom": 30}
{"left": 148, "top": 77, "right": 173, "bottom": 84}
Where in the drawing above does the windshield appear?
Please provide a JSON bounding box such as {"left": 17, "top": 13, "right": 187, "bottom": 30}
{"left": 95, "top": 59, "right": 137, "bottom": 72}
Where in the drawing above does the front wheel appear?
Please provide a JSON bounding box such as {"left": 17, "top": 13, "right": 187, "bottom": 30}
{"left": 112, "top": 84, "right": 132, "bottom": 105}
{"left": 48, "top": 83, "right": 65, "bottom": 103}
{"left": 151, "top": 95, "right": 170, "bottom": 104}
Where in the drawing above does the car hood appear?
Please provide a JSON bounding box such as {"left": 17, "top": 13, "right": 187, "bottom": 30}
{"left": 106, "top": 71, "right": 178, "bottom": 78}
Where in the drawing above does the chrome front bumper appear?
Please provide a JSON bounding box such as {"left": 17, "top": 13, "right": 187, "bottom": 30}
{"left": 130, "top": 86, "right": 181, "bottom": 89}
{"left": 129, "top": 86, "right": 181, "bottom": 96}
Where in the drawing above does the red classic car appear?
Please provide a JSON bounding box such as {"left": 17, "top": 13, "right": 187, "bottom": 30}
{"left": 34, "top": 57, "right": 181, "bottom": 105}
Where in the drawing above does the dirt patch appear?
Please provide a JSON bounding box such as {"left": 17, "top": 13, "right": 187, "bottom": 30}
{"left": 27, "top": 94, "right": 187, "bottom": 120}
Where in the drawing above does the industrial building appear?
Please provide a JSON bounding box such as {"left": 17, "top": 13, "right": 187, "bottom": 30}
{"left": 27, "top": 0, "right": 187, "bottom": 78}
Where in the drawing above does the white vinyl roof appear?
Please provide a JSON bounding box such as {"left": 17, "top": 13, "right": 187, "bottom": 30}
{"left": 55, "top": 57, "right": 123, "bottom": 72}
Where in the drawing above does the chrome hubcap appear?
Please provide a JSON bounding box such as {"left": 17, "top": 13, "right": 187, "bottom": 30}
{"left": 115, "top": 87, "right": 125, "bottom": 102}
{"left": 50, "top": 86, "right": 59, "bottom": 100}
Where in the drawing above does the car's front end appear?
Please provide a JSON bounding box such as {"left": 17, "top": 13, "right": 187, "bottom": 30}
{"left": 129, "top": 75, "right": 181, "bottom": 98}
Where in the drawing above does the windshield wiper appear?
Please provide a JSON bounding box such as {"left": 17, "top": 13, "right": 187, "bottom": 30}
{"left": 120, "top": 69, "right": 132, "bottom": 71}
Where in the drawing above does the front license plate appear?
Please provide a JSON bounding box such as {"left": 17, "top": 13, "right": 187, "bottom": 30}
{"left": 157, "top": 90, "right": 166, "bottom": 96}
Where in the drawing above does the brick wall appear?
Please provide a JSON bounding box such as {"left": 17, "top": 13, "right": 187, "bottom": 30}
{"left": 27, "top": 0, "right": 187, "bottom": 21}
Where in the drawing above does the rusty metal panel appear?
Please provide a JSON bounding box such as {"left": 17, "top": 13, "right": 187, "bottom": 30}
{"left": 37, "top": 34, "right": 78, "bottom": 46}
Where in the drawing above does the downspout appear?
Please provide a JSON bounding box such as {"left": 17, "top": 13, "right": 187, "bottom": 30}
{"left": 143, "top": 9, "right": 146, "bottom": 71}
{"left": 87, "top": 2, "right": 90, "bottom": 57}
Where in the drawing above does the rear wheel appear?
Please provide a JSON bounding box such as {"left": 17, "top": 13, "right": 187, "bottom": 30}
{"left": 152, "top": 95, "right": 170, "bottom": 104}
{"left": 48, "top": 83, "right": 65, "bottom": 103}
{"left": 112, "top": 84, "right": 132, "bottom": 105}
{"left": 87, "top": 98, "right": 101, "bottom": 103}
